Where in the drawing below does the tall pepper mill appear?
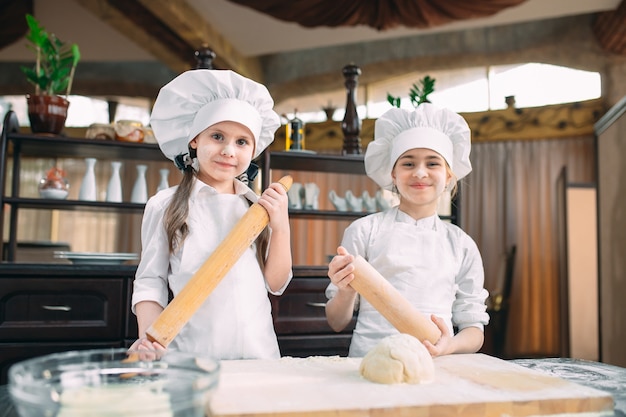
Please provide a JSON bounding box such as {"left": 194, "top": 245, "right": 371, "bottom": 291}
{"left": 341, "top": 63, "right": 362, "bottom": 155}
{"left": 194, "top": 44, "right": 216, "bottom": 69}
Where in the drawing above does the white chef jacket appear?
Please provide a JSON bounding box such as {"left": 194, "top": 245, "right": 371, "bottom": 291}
{"left": 326, "top": 207, "right": 489, "bottom": 357}
{"left": 132, "top": 178, "right": 291, "bottom": 359}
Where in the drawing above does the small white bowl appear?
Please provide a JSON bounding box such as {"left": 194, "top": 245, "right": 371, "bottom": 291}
{"left": 39, "top": 189, "right": 69, "bottom": 199}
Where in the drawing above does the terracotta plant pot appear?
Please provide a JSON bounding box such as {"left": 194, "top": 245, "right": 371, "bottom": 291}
{"left": 26, "top": 94, "right": 70, "bottom": 135}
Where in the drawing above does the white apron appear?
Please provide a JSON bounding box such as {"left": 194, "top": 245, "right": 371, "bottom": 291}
{"left": 349, "top": 208, "right": 458, "bottom": 357}
{"left": 168, "top": 191, "right": 279, "bottom": 359}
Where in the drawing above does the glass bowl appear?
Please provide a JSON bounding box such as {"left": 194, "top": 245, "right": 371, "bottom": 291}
{"left": 8, "top": 348, "right": 220, "bottom": 417}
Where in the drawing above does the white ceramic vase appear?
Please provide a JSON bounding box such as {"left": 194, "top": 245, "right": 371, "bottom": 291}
{"left": 131, "top": 164, "right": 148, "bottom": 203}
{"left": 345, "top": 190, "right": 363, "bottom": 212}
{"left": 287, "top": 182, "right": 304, "bottom": 209}
{"left": 303, "top": 183, "right": 320, "bottom": 210}
{"left": 106, "top": 161, "right": 123, "bottom": 202}
{"left": 156, "top": 168, "right": 170, "bottom": 193}
{"left": 362, "top": 190, "right": 377, "bottom": 212}
{"left": 328, "top": 190, "right": 348, "bottom": 212}
{"left": 78, "top": 157, "right": 97, "bottom": 201}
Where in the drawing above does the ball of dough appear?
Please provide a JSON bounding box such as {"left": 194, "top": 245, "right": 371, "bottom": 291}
{"left": 359, "top": 333, "right": 435, "bottom": 384}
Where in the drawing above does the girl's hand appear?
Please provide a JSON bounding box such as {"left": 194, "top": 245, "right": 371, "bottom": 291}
{"left": 325, "top": 246, "right": 359, "bottom": 332}
{"left": 258, "top": 182, "right": 289, "bottom": 232}
{"left": 422, "top": 315, "right": 452, "bottom": 357}
{"left": 128, "top": 337, "right": 167, "bottom": 359}
{"left": 328, "top": 246, "right": 357, "bottom": 293}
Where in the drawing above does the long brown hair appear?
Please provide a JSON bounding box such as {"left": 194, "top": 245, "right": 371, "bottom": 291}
{"left": 163, "top": 164, "right": 270, "bottom": 269}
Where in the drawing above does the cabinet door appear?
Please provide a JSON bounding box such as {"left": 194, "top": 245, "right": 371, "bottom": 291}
{"left": 271, "top": 277, "right": 355, "bottom": 336}
{"left": 0, "top": 341, "right": 122, "bottom": 385}
{"left": 278, "top": 334, "right": 353, "bottom": 357}
{"left": 271, "top": 274, "right": 356, "bottom": 357}
{"left": 0, "top": 278, "right": 124, "bottom": 341}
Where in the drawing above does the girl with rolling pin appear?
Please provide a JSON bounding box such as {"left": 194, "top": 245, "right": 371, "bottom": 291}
{"left": 130, "top": 70, "right": 292, "bottom": 359}
{"left": 326, "top": 103, "right": 489, "bottom": 357}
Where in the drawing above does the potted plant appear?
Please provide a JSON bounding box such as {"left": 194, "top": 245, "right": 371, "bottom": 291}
{"left": 20, "top": 13, "right": 80, "bottom": 134}
{"left": 387, "top": 75, "right": 436, "bottom": 108}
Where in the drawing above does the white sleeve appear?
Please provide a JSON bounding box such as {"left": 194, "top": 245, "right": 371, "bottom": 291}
{"left": 451, "top": 233, "right": 490, "bottom": 331}
{"left": 324, "top": 215, "right": 376, "bottom": 306}
{"left": 266, "top": 270, "right": 293, "bottom": 296}
{"left": 131, "top": 194, "right": 172, "bottom": 314}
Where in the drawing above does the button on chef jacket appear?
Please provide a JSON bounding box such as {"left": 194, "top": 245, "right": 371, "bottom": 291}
{"left": 132, "top": 178, "right": 291, "bottom": 359}
{"left": 326, "top": 207, "right": 489, "bottom": 357}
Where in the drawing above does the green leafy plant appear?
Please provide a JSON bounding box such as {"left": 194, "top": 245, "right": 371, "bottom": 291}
{"left": 387, "top": 75, "right": 436, "bottom": 108}
{"left": 20, "top": 14, "right": 81, "bottom": 96}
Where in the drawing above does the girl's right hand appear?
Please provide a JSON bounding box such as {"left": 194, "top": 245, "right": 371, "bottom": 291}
{"left": 128, "top": 337, "right": 167, "bottom": 353}
{"left": 328, "top": 246, "right": 357, "bottom": 292}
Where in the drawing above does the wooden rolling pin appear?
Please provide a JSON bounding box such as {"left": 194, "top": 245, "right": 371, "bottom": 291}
{"left": 146, "top": 175, "right": 293, "bottom": 348}
{"left": 350, "top": 255, "right": 442, "bottom": 344}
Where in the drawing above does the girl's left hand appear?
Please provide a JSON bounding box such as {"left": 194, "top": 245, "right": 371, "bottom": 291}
{"left": 258, "top": 182, "right": 289, "bottom": 232}
{"left": 422, "top": 314, "right": 452, "bottom": 357}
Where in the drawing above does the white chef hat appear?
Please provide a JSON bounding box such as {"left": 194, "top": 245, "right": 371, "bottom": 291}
{"left": 150, "top": 69, "right": 280, "bottom": 164}
{"left": 365, "top": 104, "right": 472, "bottom": 190}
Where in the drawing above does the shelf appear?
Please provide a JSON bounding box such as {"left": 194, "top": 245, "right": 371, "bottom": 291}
{"left": 265, "top": 151, "right": 366, "bottom": 175}
{"left": 0, "top": 112, "right": 171, "bottom": 263}
{"left": 0, "top": 262, "right": 137, "bottom": 276}
{"left": 2, "top": 197, "right": 145, "bottom": 212}
{"left": 7, "top": 134, "right": 167, "bottom": 162}
{"left": 288, "top": 208, "right": 454, "bottom": 222}
{"left": 288, "top": 209, "right": 368, "bottom": 220}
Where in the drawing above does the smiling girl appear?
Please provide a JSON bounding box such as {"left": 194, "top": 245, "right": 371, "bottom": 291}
{"left": 130, "top": 70, "right": 292, "bottom": 359}
{"left": 325, "top": 104, "right": 489, "bottom": 358}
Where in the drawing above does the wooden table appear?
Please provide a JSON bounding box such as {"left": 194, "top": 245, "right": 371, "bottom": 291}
{"left": 209, "top": 354, "right": 616, "bottom": 416}
{"left": 1, "top": 356, "right": 624, "bottom": 416}
{"left": 513, "top": 358, "right": 626, "bottom": 416}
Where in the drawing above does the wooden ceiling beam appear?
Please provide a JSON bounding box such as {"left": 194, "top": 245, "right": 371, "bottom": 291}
{"left": 135, "top": 0, "right": 263, "bottom": 81}
{"left": 73, "top": 0, "right": 194, "bottom": 74}
{"left": 0, "top": 0, "right": 33, "bottom": 51}
{"left": 593, "top": 0, "right": 626, "bottom": 55}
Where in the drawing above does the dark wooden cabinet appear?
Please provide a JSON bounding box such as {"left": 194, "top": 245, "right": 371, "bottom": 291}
{"left": 0, "top": 265, "right": 136, "bottom": 384}
{"left": 271, "top": 266, "right": 356, "bottom": 357}
{"left": 0, "top": 277, "right": 124, "bottom": 341}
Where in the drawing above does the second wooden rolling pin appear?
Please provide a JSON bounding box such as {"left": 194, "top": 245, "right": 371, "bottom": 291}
{"left": 350, "top": 255, "right": 442, "bottom": 344}
{"left": 146, "top": 175, "right": 293, "bottom": 348}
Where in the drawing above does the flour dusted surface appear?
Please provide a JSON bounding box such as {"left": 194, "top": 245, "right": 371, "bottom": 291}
{"left": 209, "top": 354, "right": 613, "bottom": 417}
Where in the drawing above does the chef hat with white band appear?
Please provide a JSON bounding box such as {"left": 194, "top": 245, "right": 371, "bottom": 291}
{"left": 365, "top": 104, "right": 472, "bottom": 191}
{"left": 150, "top": 69, "right": 280, "bottom": 165}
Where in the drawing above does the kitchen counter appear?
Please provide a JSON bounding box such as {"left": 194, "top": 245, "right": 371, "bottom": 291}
{"left": 512, "top": 357, "right": 626, "bottom": 417}
{"left": 1, "top": 356, "right": 624, "bottom": 416}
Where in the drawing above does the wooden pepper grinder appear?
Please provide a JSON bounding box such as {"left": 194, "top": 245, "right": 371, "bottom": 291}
{"left": 341, "top": 63, "right": 362, "bottom": 155}
{"left": 194, "top": 44, "right": 216, "bottom": 69}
